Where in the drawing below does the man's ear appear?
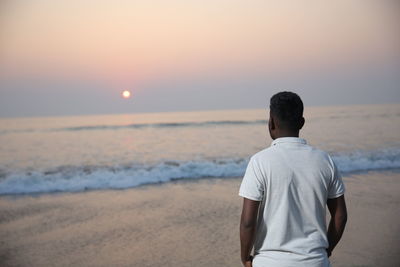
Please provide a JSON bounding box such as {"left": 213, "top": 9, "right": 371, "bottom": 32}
{"left": 299, "top": 117, "right": 305, "bottom": 130}
{"left": 269, "top": 115, "right": 275, "bottom": 130}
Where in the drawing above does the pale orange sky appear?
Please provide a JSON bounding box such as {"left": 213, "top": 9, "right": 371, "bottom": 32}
{"left": 0, "top": 0, "right": 399, "bottom": 117}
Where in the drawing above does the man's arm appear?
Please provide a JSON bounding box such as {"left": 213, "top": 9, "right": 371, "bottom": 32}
{"left": 326, "top": 195, "right": 348, "bottom": 257}
{"left": 240, "top": 198, "right": 260, "bottom": 267}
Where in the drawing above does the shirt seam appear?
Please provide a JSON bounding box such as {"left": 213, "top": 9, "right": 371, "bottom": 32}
{"left": 238, "top": 191, "right": 263, "bottom": 201}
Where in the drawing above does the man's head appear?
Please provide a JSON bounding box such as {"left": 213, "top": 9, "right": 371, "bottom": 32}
{"left": 268, "top": 91, "right": 305, "bottom": 140}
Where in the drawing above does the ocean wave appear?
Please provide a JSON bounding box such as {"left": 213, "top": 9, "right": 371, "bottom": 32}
{"left": 331, "top": 148, "right": 400, "bottom": 173}
{"left": 0, "top": 148, "right": 399, "bottom": 195}
{"left": 0, "top": 120, "right": 267, "bottom": 135}
{"left": 0, "top": 159, "right": 248, "bottom": 195}
{"left": 58, "top": 120, "right": 267, "bottom": 131}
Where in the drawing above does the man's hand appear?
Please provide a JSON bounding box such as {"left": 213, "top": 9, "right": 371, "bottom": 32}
{"left": 244, "top": 260, "right": 253, "bottom": 267}
{"left": 242, "top": 255, "right": 253, "bottom": 267}
{"left": 326, "top": 248, "right": 332, "bottom": 258}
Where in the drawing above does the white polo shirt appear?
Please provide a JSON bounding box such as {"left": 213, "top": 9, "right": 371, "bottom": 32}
{"left": 239, "top": 137, "right": 345, "bottom": 267}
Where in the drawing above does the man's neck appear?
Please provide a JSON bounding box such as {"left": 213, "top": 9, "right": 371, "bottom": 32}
{"left": 274, "top": 131, "right": 299, "bottom": 139}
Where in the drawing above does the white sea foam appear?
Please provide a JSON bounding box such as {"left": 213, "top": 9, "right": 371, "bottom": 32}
{"left": 0, "top": 148, "right": 399, "bottom": 195}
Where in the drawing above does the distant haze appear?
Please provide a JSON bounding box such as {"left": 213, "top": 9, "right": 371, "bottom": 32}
{"left": 0, "top": 0, "right": 399, "bottom": 117}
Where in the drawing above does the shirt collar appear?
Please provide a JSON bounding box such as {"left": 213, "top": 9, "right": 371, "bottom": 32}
{"left": 271, "top": 137, "right": 307, "bottom": 146}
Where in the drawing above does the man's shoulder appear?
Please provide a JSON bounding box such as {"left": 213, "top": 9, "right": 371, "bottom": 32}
{"left": 251, "top": 146, "right": 276, "bottom": 161}
{"left": 250, "top": 143, "right": 333, "bottom": 162}
{"left": 249, "top": 146, "right": 281, "bottom": 167}
{"left": 307, "top": 144, "right": 331, "bottom": 157}
{"left": 309, "top": 145, "right": 336, "bottom": 162}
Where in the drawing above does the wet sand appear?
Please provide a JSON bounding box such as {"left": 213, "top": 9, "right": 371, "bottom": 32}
{"left": 1, "top": 171, "right": 399, "bottom": 267}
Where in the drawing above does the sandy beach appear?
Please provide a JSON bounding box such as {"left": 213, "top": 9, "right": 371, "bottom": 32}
{"left": 1, "top": 171, "right": 399, "bottom": 267}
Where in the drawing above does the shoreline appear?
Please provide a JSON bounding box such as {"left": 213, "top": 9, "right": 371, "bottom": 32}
{"left": 1, "top": 171, "right": 399, "bottom": 267}
{"left": 0, "top": 175, "right": 243, "bottom": 199}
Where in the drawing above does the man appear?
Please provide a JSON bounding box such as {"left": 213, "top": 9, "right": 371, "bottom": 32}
{"left": 239, "top": 91, "right": 347, "bottom": 267}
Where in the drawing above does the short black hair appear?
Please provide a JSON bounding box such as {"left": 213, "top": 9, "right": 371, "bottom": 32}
{"left": 270, "top": 91, "right": 304, "bottom": 129}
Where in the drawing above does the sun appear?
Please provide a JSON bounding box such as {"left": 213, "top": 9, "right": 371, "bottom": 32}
{"left": 122, "top": 90, "right": 131, "bottom": 99}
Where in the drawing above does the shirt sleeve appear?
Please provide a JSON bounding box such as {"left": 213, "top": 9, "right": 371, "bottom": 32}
{"left": 239, "top": 157, "right": 264, "bottom": 201}
{"left": 328, "top": 158, "right": 345, "bottom": 199}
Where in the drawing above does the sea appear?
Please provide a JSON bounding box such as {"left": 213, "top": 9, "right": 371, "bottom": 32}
{"left": 0, "top": 104, "right": 399, "bottom": 195}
